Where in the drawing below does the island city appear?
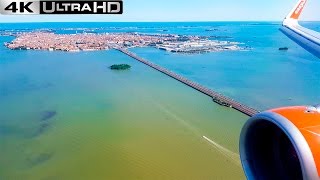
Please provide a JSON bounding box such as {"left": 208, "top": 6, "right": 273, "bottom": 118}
{"left": 5, "top": 31, "right": 248, "bottom": 53}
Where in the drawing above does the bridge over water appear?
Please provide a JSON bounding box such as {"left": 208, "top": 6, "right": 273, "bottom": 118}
{"left": 116, "top": 48, "right": 259, "bottom": 117}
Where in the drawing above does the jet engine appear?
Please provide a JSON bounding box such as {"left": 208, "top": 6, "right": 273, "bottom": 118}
{"left": 240, "top": 106, "right": 320, "bottom": 179}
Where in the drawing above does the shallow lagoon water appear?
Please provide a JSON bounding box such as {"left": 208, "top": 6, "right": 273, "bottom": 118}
{"left": 1, "top": 21, "right": 320, "bottom": 179}
{"left": 0, "top": 36, "right": 247, "bottom": 179}
{"left": 131, "top": 22, "right": 320, "bottom": 110}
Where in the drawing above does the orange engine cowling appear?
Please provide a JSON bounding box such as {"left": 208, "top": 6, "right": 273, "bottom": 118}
{"left": 240, "top": 106, "right": 320, "bottom": 180}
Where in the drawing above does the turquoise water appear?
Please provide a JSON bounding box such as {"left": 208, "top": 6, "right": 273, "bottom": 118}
{"left": 129, "top": 22, "right": 320, "bottom": 110}
{"left": 1, "top": 22, "right": 320, "bottom": 179}
{"left": 3, "top": 22, "right": 319, "bottom": 110}
{"left": 0, "top": 33, "right": 247, "bottom": 179}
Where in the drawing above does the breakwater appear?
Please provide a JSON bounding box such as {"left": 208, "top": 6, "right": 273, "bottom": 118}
{"left": 116, "top": 48, "right": 259, "bottom": 117}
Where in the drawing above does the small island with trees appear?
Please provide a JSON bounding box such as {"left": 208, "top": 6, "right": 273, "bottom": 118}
{"left": 279, "top": 47, "right": 289, "bottom": 51}
{"left": 110, "top": 64, "right": 131, "bottom": 70}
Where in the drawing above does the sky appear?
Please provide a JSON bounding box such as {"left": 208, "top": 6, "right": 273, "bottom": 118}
{"left": 0, "top": 0, "right": 320, "bottom": 22}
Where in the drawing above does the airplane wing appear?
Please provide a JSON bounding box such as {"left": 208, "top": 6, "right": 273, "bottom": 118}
{"left": 280, "top": 0, "right": 320, "bottom": 58}
{"left": 239, "top": 1, "right": 320, "bottom": 179}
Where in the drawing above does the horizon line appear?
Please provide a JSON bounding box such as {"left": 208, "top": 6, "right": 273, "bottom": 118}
{"left": 1, "top": 20, "right": 320, "bottom": 23}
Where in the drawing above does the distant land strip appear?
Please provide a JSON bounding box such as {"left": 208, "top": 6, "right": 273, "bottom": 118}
{"left": 116, "top": 48, "right": 259, "bottom": 117}
{"left": 5, "top": 32, "right": 248, "bottom": 53}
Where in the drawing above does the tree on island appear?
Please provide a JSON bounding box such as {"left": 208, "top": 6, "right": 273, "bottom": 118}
{"left": 110, "top": 64, "right": 131, "bottom": 70}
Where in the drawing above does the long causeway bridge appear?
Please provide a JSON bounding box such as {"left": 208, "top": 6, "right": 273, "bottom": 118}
{"left": 116, "top": 48, "right": 259, "bottom": 117}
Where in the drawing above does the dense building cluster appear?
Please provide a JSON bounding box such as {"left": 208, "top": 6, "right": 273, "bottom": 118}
{"left": 5, "top": 32, "right": 192, "bottom": 51}
{"left": 5, "top": 32, "right": 246, "bottom": 53}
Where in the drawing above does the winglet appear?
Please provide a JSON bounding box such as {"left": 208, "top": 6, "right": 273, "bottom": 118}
{"left": 280, "top": 0, "right": 320, "bottom": 59}
{"left": 286, "top": 0, "right": 308, "bottom": 20}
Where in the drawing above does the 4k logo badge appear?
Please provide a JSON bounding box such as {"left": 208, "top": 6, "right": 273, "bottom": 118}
{"left": 0, "top": 0, "right": 123, "bottom": 15}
